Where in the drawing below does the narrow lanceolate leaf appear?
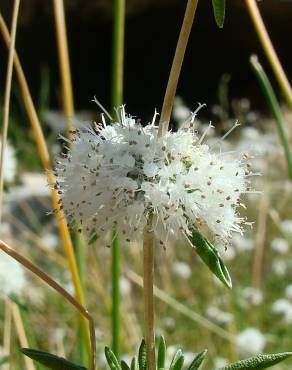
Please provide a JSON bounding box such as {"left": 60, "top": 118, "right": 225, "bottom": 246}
{"left": 190, "top": 229, "right": 232, "bottom": 289}
{"left": 212, "top": 0, "right": 226, "bottom": 28}
{"left": 188, "top": 349, "right": 208, "bottom": 370}
{"left": 138, "top": 340, "right": 147, "bottom": 370}
{"left": 19, "top": 349, "right": 88, "bottom": 370}
{"left": 105, "top": 347, "right": 122, "bottom": 370}
{"left": 131, "top": 357, "right": 139, "bottom": 370}
{"left": 218, "top": 352, "right": 292, "bottom": 370}
{"left": 157, "top": 336, "right": 166, "bottom": 370}
{"left": 169, "top": 350, "right": 184, "bottom": 370}
{"left": 121, "top": 360, "right": 131, "bottom": 370}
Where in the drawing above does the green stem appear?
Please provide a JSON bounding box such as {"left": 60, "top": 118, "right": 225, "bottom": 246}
{"left": 75, "top": 231, "right": 88, "bottom": 365}
{"left": 111, "top": 0, "right": 125, "bottom": 359}
{"left": 250, "top": 55, "right": 292, "bottom": 180}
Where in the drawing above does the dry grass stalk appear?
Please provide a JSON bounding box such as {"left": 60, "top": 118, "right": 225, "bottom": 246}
{"left": 0, "top": 0, "right": 20, "bottom": 219}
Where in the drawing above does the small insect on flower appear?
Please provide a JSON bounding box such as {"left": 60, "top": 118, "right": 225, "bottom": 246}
{"left": 52, "top": 101, "right": 254, "bottom": 248}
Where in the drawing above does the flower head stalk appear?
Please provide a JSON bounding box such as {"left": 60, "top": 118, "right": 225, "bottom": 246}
{"left": 53, "top": 105, "right": 253, "bottom": 249}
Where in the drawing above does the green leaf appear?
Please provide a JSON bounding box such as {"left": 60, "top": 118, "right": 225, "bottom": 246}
{"left": 157, "top": 336, "right": 166, "bottom": 370}
{"left": 105, "top": 347, "right": 122, "bottom": 370}
{"left": 131, "top": 357, "right": 139, "bottom": 370}
{"left": 138, "top": 340, "right": 147, "bottom": 370}
{"left": 212, "top": 0, "right": 226, "bottom": 28}
{"left": 218, "top": 352, "right": 292, "bottom": 370}
{"left": 19, "top": 349, "right": 88, "bottom": 370}
{"left": 188, "top": 349, "right": 208, "bottom": 370}
{"left": 169, "top": 350, "right": 184, "bottom": 370}
{"left": 190, "top": 229, "right": 232, "bottom": 289}
{"left": 121, "top": 360, "right": 131, "bottom": 370}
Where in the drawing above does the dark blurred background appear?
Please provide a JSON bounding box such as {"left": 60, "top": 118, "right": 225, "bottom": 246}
{"left": 1, "top": 0, "right": 292, "bottom": 119}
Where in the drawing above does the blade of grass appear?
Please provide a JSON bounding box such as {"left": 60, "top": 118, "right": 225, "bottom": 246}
{"left": 0, "top": 239, "right": 96, "bottom": 370}
{"left": 11, "top": 301, "right": 36, "bottom": 370}
{"left": 0, "top": 0, "right": 20, "bottom": 221}
{"left": 0, "top": 13, "right": 91, "bottom": 358}
{"left": 53, "top": 0, "right": 74, "bottom": 134}
{"left": 111, "top": 0, "right": 125, "bottom": 359}
{"left": 250, "top": 55, "right": 292, "bottom": 180}
{"left": 158, "top": 0, "right": 199, "bottom": 136}
{"left": 245, "top": 0, "right": 292, "bottom": 108}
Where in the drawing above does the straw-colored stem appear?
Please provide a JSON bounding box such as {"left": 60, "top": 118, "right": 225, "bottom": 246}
{"left": 158, "top": 0, "right": 199, "bottom": 136}
{"left": 0, "top": 0, "right": 20, "bottom": 221}
{"left": 0, "top": 239, "right": 96, "bottom": 370}
{"left": 53, "top": 0, "right": 74, "bottom": 134}
{"left": 143, "top": 223, "right": 155, "bottom": 370}
{"left": 11, "top": 302, "right": 36, "bottom": 370}
{"left": 111, "top": 0, "right": 125, "bottom": 358}
{"left": 251, "top": 184, "right": 269, "bottom": 289}
{"left": 245, "top": 0, "right": 292, "bottom": 108}
{"left": 0, "top": 13, "right": 91, "bottom": 358}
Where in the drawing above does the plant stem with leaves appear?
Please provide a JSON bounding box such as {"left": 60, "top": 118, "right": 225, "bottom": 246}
{"left": 111, "top": 0, "right": 125, "bottom": 359}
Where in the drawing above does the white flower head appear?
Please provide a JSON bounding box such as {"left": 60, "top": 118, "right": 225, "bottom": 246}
{"left": 236, "top": 328, "right": 266, "bottom": 356}
{"left": 53, "top": 104, "right": 253, "bottom": 247}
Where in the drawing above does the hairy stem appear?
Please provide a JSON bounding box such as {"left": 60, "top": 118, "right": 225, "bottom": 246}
{"left": 245, "top": 0, "right": 292, "bottom": 108}
{"left": 143, "top": 222, "right": 155, "bottom": 370}
{"left": 111, "top": 0, "right": 125, "bottom": 358}
{"left": 158, "top": 0, "right": 199, "bottom": 136}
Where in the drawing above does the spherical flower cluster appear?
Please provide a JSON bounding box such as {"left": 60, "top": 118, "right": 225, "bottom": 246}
{"left": 53, "top": 105, "right": 253, "bottom": 247}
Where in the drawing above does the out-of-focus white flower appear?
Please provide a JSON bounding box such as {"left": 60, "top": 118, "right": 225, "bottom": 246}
{"left": 172, "top": 97, "right": 190, "bottom": 124}
{"left": 272, "top": 259, "right": 287, "bottom": 277}
{"left": 272, "top": 298, "right": 292, "bottom": 323}
{"left": 270, "top": 238, "right": 289, "bottom": 254}
{"left": 236, "top": 328, "right": 266, "bottom": 355}
{"left": 0, "top": 140, "right": 17, "bottom": 183}
{"left": 162, "top": 316, "right": 176, "bottom": 330}
{"left": 0, "top": 252, "right": 26, "bottom": 297}
{"left": 120, "top": 277, "right": 131, "bottom": 295}
{"left": 206, "top": 306, "right": 233, "bottom": 325}
{"left": 285, "top": 285, "right": 292, "bottom": 300}
{"left": 54, "top": 105, "right": 253, "bottom": 247}
{"left": 42, "top": 233, "right": 59, "bottom": 250}
{"left": 281, "top": 220, "right": 292, "bottom": 237}
{"left": 183, "top": 352, "right": 197, "bottom": 367}
{"left": 214, "top": 357, "right": 229, "bottom": 368}
{"left": 232, "top": 234, "right": 254, "bottom": 252}
{"left": 242, "top": 287, "right": 263, "bottom": 306}
{"left": 172, "top": 261, "right": 191, "bottom": 279}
